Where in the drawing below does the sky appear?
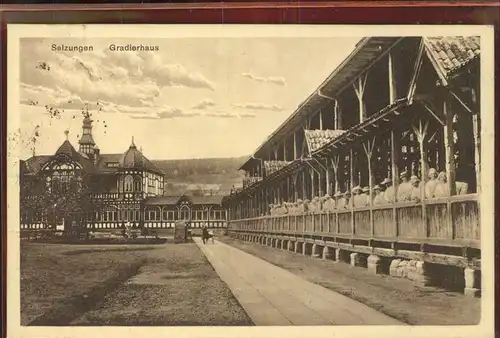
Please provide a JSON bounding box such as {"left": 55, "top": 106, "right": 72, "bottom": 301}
{"left": 18, "top": 37, "right": 359, "bottom": 160}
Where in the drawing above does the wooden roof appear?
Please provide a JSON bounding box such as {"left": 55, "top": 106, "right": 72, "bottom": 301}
{"left": 239, "top": 37, "right": 402, "bottom": 171}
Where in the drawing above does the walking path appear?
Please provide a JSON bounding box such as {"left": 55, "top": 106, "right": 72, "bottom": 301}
{"left": 194, "top": 238, "right": 404, "bottom": 326}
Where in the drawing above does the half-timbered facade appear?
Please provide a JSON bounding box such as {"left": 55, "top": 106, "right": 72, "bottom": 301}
{"left": 19, "top": 114, "right": 226, "bottom": 235}
{"left": 224, "top": 36, "right": 482, "bottom": 295}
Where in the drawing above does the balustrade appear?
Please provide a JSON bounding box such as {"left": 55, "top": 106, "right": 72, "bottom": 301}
{"left": 227, "top": 195, "right": 480, "bottom": 248}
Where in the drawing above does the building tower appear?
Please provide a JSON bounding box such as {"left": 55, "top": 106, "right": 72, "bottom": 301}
{"left": 78, "top": 113, "right": 96, "bottom": 155}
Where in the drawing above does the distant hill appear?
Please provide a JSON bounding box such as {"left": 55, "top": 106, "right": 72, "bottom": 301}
{"left": 151, "top": 156, "right": 246, "bottom": 196}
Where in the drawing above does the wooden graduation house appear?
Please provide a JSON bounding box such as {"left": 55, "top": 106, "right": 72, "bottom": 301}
{"left": 224, "top": 37, "right": 482, "bottom": 295}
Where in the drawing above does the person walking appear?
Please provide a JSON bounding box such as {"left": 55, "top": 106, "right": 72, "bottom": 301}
{"left": 202, "top": 225, "right": 209, "bottom": 244}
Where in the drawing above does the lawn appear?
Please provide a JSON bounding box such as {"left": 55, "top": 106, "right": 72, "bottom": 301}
{"left": 218, "top": 236, "right": 481, "bottom": 326}
{"left": 21, "top": 242, "right": 253, "bottom": 326}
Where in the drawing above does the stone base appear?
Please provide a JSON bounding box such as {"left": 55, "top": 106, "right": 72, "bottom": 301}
{"left": 464, "top": 287, "right": 481, "bottom": 298}
{"left": 335, "top": 248, "right": 342, "bottom": 262}
{"left": 367, "top": 255, "right": 382, "bottom": 274}
{"left": 389, "top": 259, "right": 401, "bottom": 277}
{"left": 350, "top": 253, "right": 360, "bottom": 267}
{"left": 312, "top": 244, "right": 320, "bottom": 258}
{"left": 322, "top": 246, "right": 334, "bottom": 260}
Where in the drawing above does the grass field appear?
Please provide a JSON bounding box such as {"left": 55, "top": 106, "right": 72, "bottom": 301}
{"left": 21, "top": 242, "right": 253, "bottom": 326}
{"left": 218, "top": 236, "right": 481, "bottom": 326}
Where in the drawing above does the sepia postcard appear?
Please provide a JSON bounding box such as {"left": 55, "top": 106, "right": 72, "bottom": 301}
{"left": 6, "top": 24, "right": 495, "bottom": 338}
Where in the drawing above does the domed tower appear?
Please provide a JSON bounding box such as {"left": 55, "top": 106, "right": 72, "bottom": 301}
{"left": 120, "top": 137, "right": 144, "bottom": 169}
{"left": 78, "top": 113, "right": 97, "bottom": 156}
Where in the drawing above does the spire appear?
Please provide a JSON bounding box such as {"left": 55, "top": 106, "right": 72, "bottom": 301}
{"left": 78, "top": 111, "right": 96, "bottom": 155}
{"left": 64, "top": 129, "right": 69, "bottom": 140}
{"left": 130, "top": 136, "right": 137, "bottom": 149}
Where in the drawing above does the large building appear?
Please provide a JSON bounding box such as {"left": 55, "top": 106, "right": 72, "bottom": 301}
{"left": 224, "top": 36, "right": 481, "bottom": 295}
{"left": 19, "top": 113, "right": 226, "bottom": 235}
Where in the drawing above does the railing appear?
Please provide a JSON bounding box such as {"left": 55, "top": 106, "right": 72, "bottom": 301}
{"left": 243, "top": 177, "right": 263, "bottom": 188}
{"left": 227, "top": 194, "right": 480, "bottom": 249}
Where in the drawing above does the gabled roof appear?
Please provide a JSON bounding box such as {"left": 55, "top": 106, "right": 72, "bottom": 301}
{"left": 304, "top": 129, "right": 346, "bottom": 153}
{"left": 424, "top": 36, "right": 480, "bottom": 81}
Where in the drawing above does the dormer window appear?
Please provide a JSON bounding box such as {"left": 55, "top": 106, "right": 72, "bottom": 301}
{"left": 106, "top": 162, "right": 119, "bottom": 168}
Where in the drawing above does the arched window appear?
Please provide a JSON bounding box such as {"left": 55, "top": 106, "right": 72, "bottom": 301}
{"left": 124, "top": 175, "right": 133, "bottom": 192}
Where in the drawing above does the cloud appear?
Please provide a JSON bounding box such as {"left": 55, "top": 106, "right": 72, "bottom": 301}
{"left": 232, "top": 103, "right": 284, "bottom": 112}
{"left": 192, "top": 98, "right": 216, "bottom": 110}
{"left": 242, "top": 72, "right": 286, "bottom": 86}
{"left": 205, "top": 112, "right": 256, "bottom": 119}
{"left": 20, "top": 39, "right": 215, "bottom": 115}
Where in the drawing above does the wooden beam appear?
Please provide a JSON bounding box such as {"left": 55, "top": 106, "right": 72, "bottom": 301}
{"left": 443, "top": 99, "right": 457, "bottom": 196}
{"left": 412, "top": 119, "right": 429, "bottom": 235}
{"left": 293, "top": 131, "right": 297, "bottom": 160}
{"left": 349, "top": 148, "right": 355, "bottom": 190}
{"left": 334, "top": 100, "right": 339, "bottom": 130}
{"left": 390, "top": 129, "right": 400, "bottom": 201}
{"left": 421, "top": 102, "right": 446, "bottom": 126}
{"left": 325, "top": 158, "right": 331, "bottom": 196}
{"left": 388, "top": 51, "right": 397, "bottom": 103}
{"left": 353, "top": 73, "right": 368, "bottom": 122}
{"left": 332, "top": 155, "right": 340, "bottom": 195}
{"left": 319, "top": 109, "right": 323, "bottom": 130}
{"left": 407, "top": 38, "right": 426, "bottom": 104}
{"left": 283, "top": 138, "right": 287, "bottom": 161}
{"left": 448, "top": 88, "right": 473, "bottom": 114}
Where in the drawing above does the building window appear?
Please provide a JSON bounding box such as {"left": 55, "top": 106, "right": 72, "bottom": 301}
{"left": 134, "top": 176, "right": 142, "bottom": 192}
{"left": 124, "top": 175, "right": 133, "bottom": 192}
{"left": 106, "top": 162, "right": 119, "bottom": 168}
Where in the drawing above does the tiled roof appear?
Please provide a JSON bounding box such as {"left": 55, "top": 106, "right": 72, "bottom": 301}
{"left": 120, "top": 143, "right": 164, "bottom": 175}
{"left": 304, "top": 129, "right": 346, "bottom": 153}
{"left": 55, "top": 140, "right": 79, "bottom": 157}
{"left": 95, "top": 154, "right": 123, "bottom": 173}
{"left": 424, "top": 36, "right": 480, "bottom": 79}
{"left": 263, "top": 161, "right": 291, "bottom": 176}
{"left": 145, "top": 195, "right": 181, "bottom": 205}
{"left": 23, "top": 155, "right": 52, "bottom": 174}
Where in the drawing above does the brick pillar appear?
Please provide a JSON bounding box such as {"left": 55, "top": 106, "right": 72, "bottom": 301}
{"left": 464, "top": 267, "right": 481, "bottom": 297}
{"left": 367, "top": 255, "right": 382, "bottom": 274}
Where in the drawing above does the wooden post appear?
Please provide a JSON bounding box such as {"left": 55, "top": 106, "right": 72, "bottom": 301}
{"left": 412, "top": 119, "right": 429, "bottom": 236}
{"left": 293, "top": 172, "right": 299, "bottom": 201}
{"left": 283, "top": 139, "right": 287, "bottom": 161}
{"left": 443, "top": 99, "right": 457, "bottom": 196}
{"left": 353, "top": 73, "right": 368, "bottom": 122}
{"left": 349, "top": 148, "right": 355, "bottom": 190}
{"left": 388, "top": 52, "right": 396, "bottom": 103}
{"left": 332, "top": 155, "right": 340, "bottom": 195}
{"left": 363, "top": 137, "right": 376, "bottom": 236}
{"left": 319, "top": 109, "right": 323, "bottom": 130}
{"left": 472, "top": 113, "right": 481, "bottom": 193}
{"left": 334, "top": 100, "right": 339, "bottom": 130}
{"left": 390, "top": 130, "right": 400, "bottom": 200}
{"left": 325, "top": 158, "right": 331, "bottom": 195}
{"left": 293, "top": 132, "right": 297, "bottom": 160}
{"left": 310, "top": 169, "right": 315, "bottom": 199}
{"left": 302, "top": 170, "right": 306, "bottom": 199}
